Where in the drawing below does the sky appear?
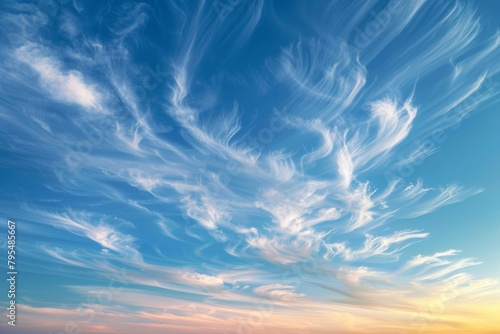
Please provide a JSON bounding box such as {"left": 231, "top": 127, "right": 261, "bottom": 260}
{"left": 0, "top": 0, "right": 500, "bottom": 333}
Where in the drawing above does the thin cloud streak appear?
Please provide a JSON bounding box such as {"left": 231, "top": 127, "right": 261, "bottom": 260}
{"left": 0, "top": 0, "right": 499, "bottom": 333}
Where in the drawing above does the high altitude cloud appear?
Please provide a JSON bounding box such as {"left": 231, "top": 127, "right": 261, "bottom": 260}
{"left": 0, "top": 0, "right": 499, "bottom": 333}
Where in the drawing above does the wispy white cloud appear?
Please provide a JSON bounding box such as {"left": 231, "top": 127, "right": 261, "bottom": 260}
{"left": 16, "top": 44, "right": 103, "bottom": 110}
{"left": 254, "top": 284, "right": 305, "bottom": 302}
{"left": 324, "top": 230, "right": 429, "bottom": 261}
{"left": 1, "top": 0, "right": 499, "bottom": 333}
{"left": 34, "top": 209, "right": 142, "bottom": 263}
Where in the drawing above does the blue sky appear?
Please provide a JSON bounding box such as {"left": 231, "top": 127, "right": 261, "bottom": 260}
{"left": 1, "top": 0, "right": 500, "bottom": 333}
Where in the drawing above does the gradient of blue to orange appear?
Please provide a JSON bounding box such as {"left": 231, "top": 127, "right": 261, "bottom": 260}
{"left": 0, "top": 0, "right": 500, "bottom": 333}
